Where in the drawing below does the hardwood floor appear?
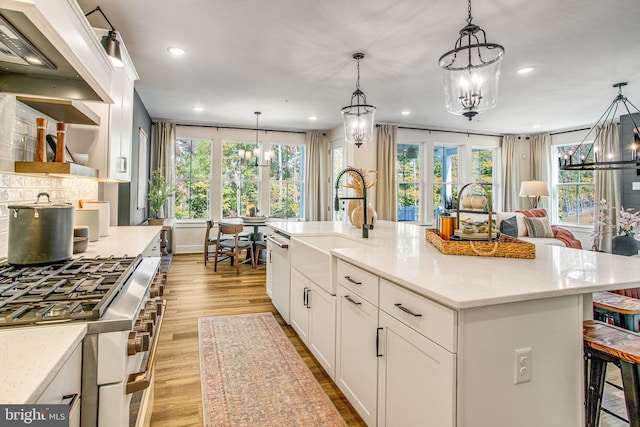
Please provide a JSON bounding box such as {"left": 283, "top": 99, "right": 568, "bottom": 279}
{"left": 150, "top": 253, "right": 365, "bottom": 427}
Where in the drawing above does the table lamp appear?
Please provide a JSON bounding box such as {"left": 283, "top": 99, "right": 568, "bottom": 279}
{"left": 519, "top": 180, "right": 549, "bottom": 209}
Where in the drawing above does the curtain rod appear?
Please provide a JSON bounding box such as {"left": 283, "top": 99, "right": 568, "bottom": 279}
{"left": 549, "top": 127, "right": 590, "bottom": 136}
{"left": 378, "top": 123, "right": 501, "bottom": 138}
{"left": 156, "top": 121, "right": 308, "bottom": 135}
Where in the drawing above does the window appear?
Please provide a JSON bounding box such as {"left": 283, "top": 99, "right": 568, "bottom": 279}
{"left": 269, "top": 144, "right": 305, "bottom": 219}
{"left": 174, "top": 138, "right": 212, "bottom": 219}
{"left": 472, "top": 148, "right": 494, "bottom": 204}
{"left": 555, "top": 143, "right": 595, "bottom": 225}
{"left": 397, "top": 143, "right": 420, "bottom": 221}
{"left": 221, "top": 141, "right": 259, "bottom": 217}
{"left": 433, "top": 145, "right": 459, "bottom": 220}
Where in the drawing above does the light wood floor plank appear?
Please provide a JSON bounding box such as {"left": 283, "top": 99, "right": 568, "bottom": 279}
{"left": 150, "top": 254, "right": 365, "bottom": 427}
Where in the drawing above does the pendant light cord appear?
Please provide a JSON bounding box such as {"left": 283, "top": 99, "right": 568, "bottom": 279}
{"left": 355, "top": 58, "right": 361, "bottom": 91}
{"left": 466, "top": 0, "right": 473, "bottom": 25}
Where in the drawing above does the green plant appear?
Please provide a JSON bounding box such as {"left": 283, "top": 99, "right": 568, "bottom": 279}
{"left": 148, "top": 168, "right": 175, "bottom": 219}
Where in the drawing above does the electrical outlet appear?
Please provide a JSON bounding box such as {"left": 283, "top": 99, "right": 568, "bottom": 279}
{"left": 514, "top": 347, "right": 532, "bottom": 384}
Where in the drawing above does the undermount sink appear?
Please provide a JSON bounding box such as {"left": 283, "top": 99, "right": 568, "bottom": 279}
{"left": 290, "top": 235, "right": 374, "bottom": 295}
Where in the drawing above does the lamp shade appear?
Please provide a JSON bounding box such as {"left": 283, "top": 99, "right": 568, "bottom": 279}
{"left": 101, "top": 31, "right": 124, "bottom": 67}
{"left": 519, "top": 181, "right": 549, "bottom": 197}
{"left": 341, "top": 100, "right": 375, "bottom": 147}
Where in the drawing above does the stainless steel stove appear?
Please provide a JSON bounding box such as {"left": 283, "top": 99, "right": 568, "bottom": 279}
{"left": 0, "top": 255, "right": 166, "bottom": 427}
{"left": 0, "top": 256, "right": 138, "bottom": 327}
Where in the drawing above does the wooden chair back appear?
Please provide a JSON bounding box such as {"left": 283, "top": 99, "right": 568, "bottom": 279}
{"left": 214, "top": 222, "right": 255, "bottom": 275}
{"left": 204, "top": 220, "right": 215, "bottom": 266}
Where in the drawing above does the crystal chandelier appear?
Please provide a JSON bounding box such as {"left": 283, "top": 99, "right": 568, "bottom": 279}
{"left": 238, "top": 112, "right": 274, "bottom": 167}
{"left": 559, "top": 82, "right": 640, "bottom": 172}
{"left": 438, "top": 0, "right": 504, "bottom": 120}
{"left": 341, "top": 53, "right": 376, "bottom": 148}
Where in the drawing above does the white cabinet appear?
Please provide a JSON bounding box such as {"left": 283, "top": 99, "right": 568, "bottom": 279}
{"left": 377, "top": 310, "right": 456, "bottom": 427}
{"left": 37, "top": 342, "right": 82, "bottom": 427}
{"left": 335, "top": 285, "right": 379, "bottom": 426}
{"left": 290, "top": 268, "right": 336, "bottom": 378}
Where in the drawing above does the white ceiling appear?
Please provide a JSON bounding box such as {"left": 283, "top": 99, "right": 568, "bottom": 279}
{"left": 79, "top": 0, "right": 640, "bottom": 135}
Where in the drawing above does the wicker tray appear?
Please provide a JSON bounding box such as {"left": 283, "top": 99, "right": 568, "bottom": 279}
{"left": 425, "top": 228, "right": 536, "bottom": 259}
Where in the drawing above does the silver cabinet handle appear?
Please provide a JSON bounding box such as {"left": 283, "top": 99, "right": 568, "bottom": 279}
{"left": 345, "top": 276, "right": 362, "bottom": 285}
{"left": 344, "top": 295, "right": 362, "bottom": 306}
{"left": 376, "top": 327, "right": 383, "bottom": 357}
{"left": 394, "top": 303, "right": 422, "bottom": 317}
{"left": 267, "top": 236, "right": 289, "bottom": 249}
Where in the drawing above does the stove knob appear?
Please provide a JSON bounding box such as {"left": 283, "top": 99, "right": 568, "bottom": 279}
{"left": 134, "top": 319, "right": 153, "bottom": 334}
{"left": 127, "top": 331, "right": 143, "bottom": 355}
{"left": 149, "top": 286, "right": 159, "bottom": 299}
{"left": 142, "top": 310, "right": 157, "bottom": 323}
{"left": 139, "top": 332, "right": 150, "bottom": 352}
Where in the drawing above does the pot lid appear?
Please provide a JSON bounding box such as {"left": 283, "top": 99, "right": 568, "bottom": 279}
{"left": 9, "top": 192, "right": 73, "bottom": 209}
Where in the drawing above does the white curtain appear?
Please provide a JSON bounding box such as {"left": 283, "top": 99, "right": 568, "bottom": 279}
{"left": 375, "top": 124, "right": 397, "bottom": 221}
{"left": 150, "top": 122, "right": 176, "bottom": 218}
{"left": 304, "top": 131, "right": 329, "bottom": 221}
{"left": 501, "top": 135, "right": 520, "bottom": 212}
{"left": 529, "top": 133, "right": 552, "bottom": 211}
{"left": 594, "top": 122, "right": 621, "bottom": 253}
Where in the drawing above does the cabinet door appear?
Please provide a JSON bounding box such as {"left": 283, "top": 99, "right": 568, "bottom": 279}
{"left": 378, "top": 311, "right": 456, "bottom": 427}
{"left": 108, "top": 65, "right": 124, "bottom": 180}
{"left": 118, "top": 72, "right": 134, "bottom": 181}
{"left": 290, "top": 269, "right": 309, "bottom": 343}
{"left": 336, "top": 285, "right": 378, "bottom": 426}
{"left": 308, "top": 282, "right": 336, "bottom": 378}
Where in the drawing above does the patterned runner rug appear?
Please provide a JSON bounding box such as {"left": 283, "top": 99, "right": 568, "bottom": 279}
{"left": 198, "top": 312, "right": 347, "bottom": 426}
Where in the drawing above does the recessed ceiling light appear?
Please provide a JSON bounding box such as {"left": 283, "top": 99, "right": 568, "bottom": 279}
{"left": 401, "top": 111, "right": 410, "bottom": 115}
{"left": 168, "top": 47, "right": 185, "bottom": 56}
{"left": 192, "top": 106, "right": 203, "bottom": 112}
{"left": 308, "top": 116, "right": 318, "bottom": 121}
{"left": 516, "top": 66, "right": 536, "bottom": 75}
{"left": 532, "top": 124, "right": 541, "bottom": 129}
{"left": 25, "top": 56, "right": 43, "bottom": 65}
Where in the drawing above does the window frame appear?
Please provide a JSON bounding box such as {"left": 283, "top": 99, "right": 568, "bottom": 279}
{"left": 174, "top": 137, "right": 213, "bottom": 220}
{"left": 553, "top": 142, "right": 596, "bottom": 226}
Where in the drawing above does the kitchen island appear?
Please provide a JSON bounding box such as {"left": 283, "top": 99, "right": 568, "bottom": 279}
{"left": 267, "top": 219, "right": 640, "bottom": 427}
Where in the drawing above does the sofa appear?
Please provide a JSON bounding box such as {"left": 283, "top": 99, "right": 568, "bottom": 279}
{"left": 458, "top": 208, "right": 583, "bottom": 249}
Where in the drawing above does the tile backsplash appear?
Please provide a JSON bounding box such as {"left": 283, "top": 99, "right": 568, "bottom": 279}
{"left": 0, "top": 94, "right": 99, "bottom": 259}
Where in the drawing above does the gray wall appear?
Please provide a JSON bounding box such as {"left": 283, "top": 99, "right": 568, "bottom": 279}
{"left": 620, "top": 113, "right": 640, "bottom": 211}
{"left": 118, "top": 89, "right": 152, "bottom": 225}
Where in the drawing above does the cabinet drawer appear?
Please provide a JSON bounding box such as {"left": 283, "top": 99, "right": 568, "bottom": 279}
{"left": 337, "top": 260, "right": 379, "bottom": 305}
{"left": 379, "top": 279, "right": 457, "bottom": 352}
{"left": 37, "top": 343, "right": 82, "bottom": 404}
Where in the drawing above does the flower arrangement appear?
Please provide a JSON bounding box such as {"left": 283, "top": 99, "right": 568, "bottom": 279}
{"left": 148, "top": 168, "right": 175, "bottom": 220}
{"left": 591, "top": 199, "right": 640, "bottom": 251}
{"left": 617, "top": 206, "right": 640, "bottom": 238}
{"left": 590, "top": 199, "right": 615, "bottom": 251}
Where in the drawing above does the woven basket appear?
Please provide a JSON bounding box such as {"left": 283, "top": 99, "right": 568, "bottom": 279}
{"left": 425, "top": 228, "right": 536, "bottom": 259}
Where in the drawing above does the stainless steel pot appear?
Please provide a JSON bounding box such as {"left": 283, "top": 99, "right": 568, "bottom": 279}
{"left": 8, "top": 192, "right": 74, "bottom": 265}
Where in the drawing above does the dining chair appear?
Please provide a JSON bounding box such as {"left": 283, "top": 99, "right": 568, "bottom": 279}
{"left": 254, "top": 239, "right": 267, "bottom": 267}
{"left": 214, "top": 222, "right": 255, "bottom": 275}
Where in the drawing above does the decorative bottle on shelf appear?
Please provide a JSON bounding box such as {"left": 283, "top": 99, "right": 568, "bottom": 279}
{"left": 55, "top": 122, "right": 66, "bottom": 162}
{"left": 35, "top": 117, "right": 47, "bottom": 162}
{"left": 246, "top": 201, "right": 257, "bottom": 217}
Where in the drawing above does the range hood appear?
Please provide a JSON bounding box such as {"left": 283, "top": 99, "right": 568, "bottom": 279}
{"left": 0, "top": 0, "right": 113, "bottom": 103}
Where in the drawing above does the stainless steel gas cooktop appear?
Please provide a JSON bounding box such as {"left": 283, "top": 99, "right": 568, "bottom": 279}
{"left": 0, "top": 256, "right": 140, "bottom": 327}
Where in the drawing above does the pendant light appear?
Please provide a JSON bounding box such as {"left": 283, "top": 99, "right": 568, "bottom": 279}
{"left": 438, "top": 0, "right": 504, "bottom": 120}
{"left": 341, "top": 53, "right": 376, "bottom": 148}
{"left": 559, "top": 82, "right": 640, "bottom": 172}
{"left": 238, "top": 112, "right": 274, "bottom": 167}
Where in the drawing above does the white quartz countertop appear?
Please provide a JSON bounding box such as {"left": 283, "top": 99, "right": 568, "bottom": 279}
{"left": 81, "top": 226, "right": 161, "bottom": 258}
{"left": 268, "top": 220, "right": 640, "bottom": 309}
{"left": 0, "top": 324, "right": 86, "bottom": 403}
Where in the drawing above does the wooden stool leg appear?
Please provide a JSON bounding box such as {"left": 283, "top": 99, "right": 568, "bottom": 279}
{"left": 585, "top": 349, "right": 608, "bottom": 427}
{"left": 620, "top": 360, "right": 640, "bottom": 427}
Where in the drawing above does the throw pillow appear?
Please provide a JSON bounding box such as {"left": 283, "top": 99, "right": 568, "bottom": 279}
{"left": 499, "top": 215, "right": 519, "bottom": 238}
{"left": 523, "top": 216, "right": 554, "bottom": 238}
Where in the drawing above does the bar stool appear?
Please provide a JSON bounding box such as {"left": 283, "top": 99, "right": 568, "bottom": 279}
{"left": 583, "top": 319, "right": 640, "bottom": 427}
